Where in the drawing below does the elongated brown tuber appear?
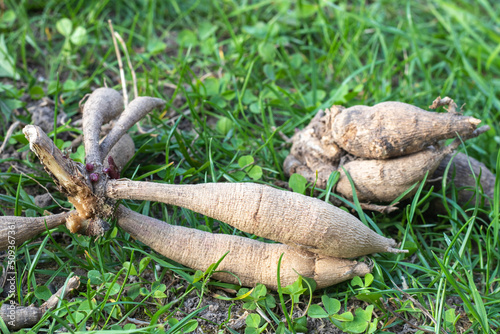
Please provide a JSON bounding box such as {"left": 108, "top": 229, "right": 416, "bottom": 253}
{"left": 82, "top": 88, "right": 124, "bottom": 167}
{"left": 103, "top": 133, "right": 134, "bottom": 173}
{"left": 330, "top": 102, "right": 481, "bottom": 159}
{"left": 107, "top": 181, "right": 403, "bottom": 258}
{"left": 116, "top": 206, "right": 370, "bottom": 290}
{"left": 99, "top": 97, "right": 166, "bottom": 160}
{"left": 0, "top": 211, "right": 72, "bottom": 251}
{"left": 430, "top": 152, "right": 495, "bottom": 207}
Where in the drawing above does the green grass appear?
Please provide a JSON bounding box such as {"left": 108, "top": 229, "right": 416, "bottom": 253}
{"left": 1, "top": 0, "right": 499, "bottom": 333}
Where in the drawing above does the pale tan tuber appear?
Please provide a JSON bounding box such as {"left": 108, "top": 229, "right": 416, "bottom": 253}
{"left": 0, "top": 304, "right": 43, "bottom": 331}
{"left": 0, "top": 211, "right": 72, "bottom": 251}
{"left": 336, "top": 145, "right": 451, "bottom": 203}
{"left": 82, "top": 88, "right": 124, "bottom": 168}
{"left": 106, "top": 181, "right": 403, "bottom": 258}
{"left": 99, "top": 96, "right": 166, "bottom": 159}
{"left": 116, "top": 206, "right": 370, "bottom": 290}
{"left": 335, "top": 126, "right": 490, "bottom": 203}
{"left": 430, "top": 152, "right": 495, "bottom": 207}
{"left": 103, "top": 133, "right": 135, "bottom": 173}
{"left": 330, "top": 101, "right": 481, "bottom": 159}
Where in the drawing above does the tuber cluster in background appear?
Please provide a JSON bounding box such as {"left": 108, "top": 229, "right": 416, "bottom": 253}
{"left": 284, "top": 97, "right": 492, "bottom": 209}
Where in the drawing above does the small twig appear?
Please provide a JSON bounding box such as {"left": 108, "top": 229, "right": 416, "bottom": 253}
{"left": 359, "top": 202, "right": 399, "bottom": 214}
{"left": 0, "top": 120, "right": 20, "bottom": 155}
{"left": 390, "top": 280, "right": 448, "bottom": 334}
{"left": 271, "top": 126, "right": 291, "bottom": 143}
{"left": 40, "top": 276, "right": 80, "bottom": 312}
{"left": 108, "top": 20, "right": 128, "bottom": 106}
{"left": 125, "top": 317, "right": 151, "bottom": 326}
{"left": 114, "top": 31, "right": 138, "bottom": 99}
{"left": 429, "top": 96, "right": 458, "bottom": 114}
{"left": 382, "top": 299, "right": 436, "bottom": 333}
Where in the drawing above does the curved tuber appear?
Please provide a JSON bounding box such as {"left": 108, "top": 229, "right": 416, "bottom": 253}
{"left": 106, "top": 181, "right": 403, "bottom": 258}
{"left": 330, "top": 101, "right": 481, "bottom": 159}
{"left": 99, "top": 97, "right": 166, "bottom": 160}
{"left": 103, "top": 133, "right": 135, "bottom": 173}
{"left": 0, "top": 276, "right": 80, "bottom": 330}
{"left": 82, "top": 88, "right": 124, "bottom": 167}
{"left": 116, "top": 205, "right": 370, "bottom": 290}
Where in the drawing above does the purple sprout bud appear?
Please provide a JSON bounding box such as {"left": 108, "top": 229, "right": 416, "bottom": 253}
{"left": 89, "top": 173, "right": 99, "bottom": 182}
{"left": 107, "top": 156, "right": 120, "bottom": 179}
{"left": 103, "top": 167, "right": 110, "bottom": 174}
{"left": 85, "top": 163, "right": 94, "bottom": 172}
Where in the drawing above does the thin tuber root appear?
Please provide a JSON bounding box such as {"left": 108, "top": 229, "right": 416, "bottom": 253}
{"left": 0, "top": 276, "right": 80, "bottom": 330}
{"left": 116, "top": 206, "right": 370, "bottom": 290}
{"left": 82, "top": 88, "right": 124, "bottom": 168}
{"left": 0, "top": 211, "right": 72, "bottom": 251}
{"left": 106, "top": 181, "right": 403, "bottom": 258}
{"left": 99, "top": 96, "right": 166, "bottom": 160}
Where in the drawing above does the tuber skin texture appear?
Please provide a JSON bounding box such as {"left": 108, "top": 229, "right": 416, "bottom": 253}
{"left": 99, "top": 97, "right": 166, "bottom": 160}
{"left": 106, "top": 181, "right": 403, "bottom": 258}
{"left": 0, "top": 304, "right": 43, "bottom": 331}
{"left": 330, "top": 101, "right": 481, "bottom": 159}
{"left": 430, "top": 152, "right": 495, "bottom": 207}
{"left": 335, "top": 126, "right": 490, "bottom": 203}
{"left": 0, "top": 211, "right": 72, "bottom": 251}
{"left": 82, "top": 88, "right": 124, "bottom": 168}
{"left": 103, "top": 133, "right": 134, "bottom": 174}
{"left": 116, "top": 205, "right": 370, "bottom": 290}
{"left": 336, "top": 144, "right": 455, "bottom": 203}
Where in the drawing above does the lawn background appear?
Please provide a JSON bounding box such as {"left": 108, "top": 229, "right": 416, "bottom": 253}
{"left": 0, "top": 0, "right": 499, "bottom": 333}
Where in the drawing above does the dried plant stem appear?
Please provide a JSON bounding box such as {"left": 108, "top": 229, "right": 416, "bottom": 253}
{"left": 22, "top": 125, "right": 110, "bottom": 233}
{"left": 0, "top": 211, "right": 73, "bottom": 251}
{"left": 116, "top": 205, "right": 370, "bottom": 290}
{"left": 99, "top": 96, "right": 166, "bottom": 159}
{"left": 107, "top": 181, "right": 403, "bottom": 258}
{"left": 114, "top": 31, "right": 138, "bottom": 99}
{"left": 429, "top": 96, "right": 458, "bottom": 114}
{"left": 40, "top": 276, "right": 80, "bottom": 312}
{"left": 108, "top": 20, "right": 128, "bottom": 106}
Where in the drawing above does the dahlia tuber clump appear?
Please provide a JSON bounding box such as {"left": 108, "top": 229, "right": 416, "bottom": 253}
{"left": 284, "top": 97, "right": 491, "bottom": 210}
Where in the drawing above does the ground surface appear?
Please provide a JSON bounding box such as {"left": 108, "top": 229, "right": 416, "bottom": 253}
{"left": 0, "top": 1, "right": 499, "bottom": 333}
